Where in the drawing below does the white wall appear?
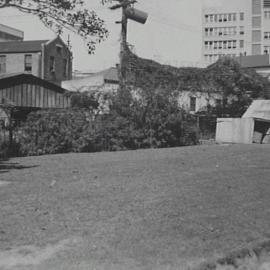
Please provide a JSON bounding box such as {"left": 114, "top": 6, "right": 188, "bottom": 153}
{"left": 177, "top": 90, "right": 222, "bottom": 112}
{"left": 216, "top": 117, "right": 255, "bottom": 143}
{"left": 5, "top": 53, "right": 41, "bottom": 77}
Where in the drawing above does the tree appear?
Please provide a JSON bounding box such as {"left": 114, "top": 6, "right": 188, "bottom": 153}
{"left": 206, "top": 57, "right": 270, "bottom": 117}
{"left": 0, "top": 0, "right": 108, "bottom": 53}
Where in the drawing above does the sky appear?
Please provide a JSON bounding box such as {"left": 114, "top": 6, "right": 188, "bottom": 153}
{"left": 0, "top": 0, "right": 204, "bottom": 72}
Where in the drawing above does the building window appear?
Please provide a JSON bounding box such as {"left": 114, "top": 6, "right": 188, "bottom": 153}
{"left": 49, "top": 56, "right": 55, "bottom": 73}
{"left": 240, "top": 12, "right": 244, "bottom": 20}
{"left": 24, "top": 54, "right": 32, "bottom": 72}
{"left": 240, "top": 40, "right": 244, "bottom": 48}
{"left": 56, "top": 44, "right": 63, "bottom": 54}
{"left": 265, "top": 11, "right": 270, "bottom": 18}
{"left": 63, "top": 59, "right": 67, "bottom": 77}
{"left": 240, "top": 26, "right": 245, "bottom": 35}
{"left": 190, "top": 97, "right": 196, "bottom": 112}
{"left": 0, "top": 55, "right": 6, "bottom": 74}
{"left": 264, "top": 31, "right": 270, "bottom": 39}
{"left": 264, "top": 46, "right": 270, "bottom": 54}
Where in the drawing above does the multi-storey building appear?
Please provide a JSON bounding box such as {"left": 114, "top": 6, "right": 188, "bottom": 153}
{"left": 0, "top": 36, "right": 72, "bottom": 85}
{"left": 0, "top": 24, "right": 23, "bottom": 42}
{"left": 202, "top": 0, "right": 270, "bottom": 64}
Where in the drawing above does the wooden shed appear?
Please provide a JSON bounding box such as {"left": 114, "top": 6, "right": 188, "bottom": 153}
{"left": 0, "top": 73, "right": 71, "bottom": 109}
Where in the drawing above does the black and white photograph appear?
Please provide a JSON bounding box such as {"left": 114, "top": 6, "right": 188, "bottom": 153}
{"left": 0, "top": 0, "right": 270, "bottom": 269}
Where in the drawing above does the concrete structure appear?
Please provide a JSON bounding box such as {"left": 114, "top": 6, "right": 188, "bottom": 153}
{"left": 0, "top": 24, "right": 23, "bottom": 42}
{"left": 0, "top": 36, "right": 72, "bottom": 85}
{"left": 202, "top": 0, "right": 270, "bottom": 64}
{"left": 62, "top": 67, "right": 119, "bottom": 93}
{"left": 216, "top": 99, "right": 270, "bottom": 144}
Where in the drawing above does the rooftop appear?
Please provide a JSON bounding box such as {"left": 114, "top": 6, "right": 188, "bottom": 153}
{"left": 95, "top": 67, "right": 119, "bottom": 83}
{"left": 0, "top": 39, "right": 49, "bottom": 53}
{"left": 242, "top": 100, "right": 270, "bottom": 121}
{"left": 235, "top": 54, "right": 270, "bottom": 68}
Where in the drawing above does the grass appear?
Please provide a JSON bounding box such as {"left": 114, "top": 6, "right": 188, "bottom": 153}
{"left": 0, "top": 144, "right": 270, "bottom": 269}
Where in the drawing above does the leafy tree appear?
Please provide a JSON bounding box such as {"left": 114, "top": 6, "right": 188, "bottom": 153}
{"left": 206, "top": 58, "right": 270, "bottom": 117}
{"left": 70, "top": 92, "right": 99, "bottom": 112}
{"left": 0, "top": 0, "right": 108, "bottom": 53}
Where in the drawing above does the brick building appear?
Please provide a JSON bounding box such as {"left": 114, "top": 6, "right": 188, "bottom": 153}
{"left": 0, "top": 36, "right": 72, "bottom": 85}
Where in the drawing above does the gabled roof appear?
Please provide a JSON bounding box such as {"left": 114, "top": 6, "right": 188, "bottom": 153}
{"left": 0, "top": 73, "right": 70, "bottom": 94}
{"left": 0, "top": 40, "right": 49, "bottom": 53}
{"left": 242, "top": 100, "right": 270, "bottom": 121}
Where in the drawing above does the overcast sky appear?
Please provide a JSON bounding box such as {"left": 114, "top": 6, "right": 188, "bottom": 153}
{"left": 0, "top": 0, "right": 204, "bottom": 71}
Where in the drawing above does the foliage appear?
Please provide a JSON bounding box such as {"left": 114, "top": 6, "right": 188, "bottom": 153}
{"left": 70, "top": 92, "right": 99, "bottom": 112}
{"left": 18, "top": 109, "right": 93, "bottom": 155}
{"left": 110, "top": 85, "right": 199, "bottom": 149}
{"left": 0, "top": 0, "right": 108, "bottom": 53}
{"left": 122, "top": 49, "right": 270, "bottom": 117}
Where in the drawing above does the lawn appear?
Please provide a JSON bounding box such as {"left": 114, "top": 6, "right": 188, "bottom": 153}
{"left": 0, "top": 144, "right": 270, "bottom": 270}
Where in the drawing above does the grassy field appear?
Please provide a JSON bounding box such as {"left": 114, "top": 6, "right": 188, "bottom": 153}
{"left": 1, "top": 144, "right": 270, "bottom": 270}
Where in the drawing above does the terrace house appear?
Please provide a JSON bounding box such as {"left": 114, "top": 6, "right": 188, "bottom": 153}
{"left": 0, "top": 36, "right": 72, "bottom": 86}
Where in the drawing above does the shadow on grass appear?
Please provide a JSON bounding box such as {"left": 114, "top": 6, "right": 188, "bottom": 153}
{"left": 0, "top": 158, "right": 38, "bottom": 174}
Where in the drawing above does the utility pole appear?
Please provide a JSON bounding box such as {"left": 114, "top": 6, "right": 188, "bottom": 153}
{"left": 109, "top": 0, "right": 148, "bottom": 89}
{"left": 119, "top": 0, "right": 129, "bottom": 88}
{"left": 110, "top": 0, "right": 134, "bottom": 89}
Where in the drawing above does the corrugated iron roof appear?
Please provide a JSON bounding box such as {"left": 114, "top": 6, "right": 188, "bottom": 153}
{"left": 0, "top": 40, "right": 49, "bottom": 53}
{"left": 242, "top": 100, "right": 270, "bottom": 121}
{"left": 0, "top": 73, "right": 70, "bottom": 94}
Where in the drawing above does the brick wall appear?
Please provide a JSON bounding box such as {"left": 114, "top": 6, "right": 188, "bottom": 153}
{"left": 43, "top": 37, "right": 72, "bottom": 86}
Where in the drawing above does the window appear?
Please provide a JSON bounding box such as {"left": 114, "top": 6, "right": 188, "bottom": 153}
{"left": 264, "top": 31, "right": 270, "bottom": 39}
{"left": 265, "top": 11, "right": 270, "bottom": 18}
{"left": 218, "top": 14, "right": 222, "bottom": 22}
{"left": 218, "top": 41, "right": 222, "bottom": 49}
{"left": 0, "top": 55, "right": 6, "bottom": 74}
{"left": 24, "top": 54, "right": 32, "bottom": 72}
{"left": 49, "top": 56, "right": 55, "bottom": 73}
{"left": 264, "top": 46, "right": 270, "bottom": 54}
{"left": 190, "top": 97, "right": 196, "bottom": 112}
{"left": 240, "top": 12, "right": 244, "bottom": 20}
{"left": 56, "top": 44, "right": 63, "bottom": 54}
{"left": 240, "top": 26, "right": 245, "bottom": 35}
{"left": 240, "top": 40, "right": 244, "bottom": 48}
{"left": 63, "top": 59, "right": 68, "bottom": 77}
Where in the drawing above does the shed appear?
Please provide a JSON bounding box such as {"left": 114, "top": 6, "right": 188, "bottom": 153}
{"left": 0, "top": 73, "right": 71, "bottom": 125}
{"left": 216, "top": 100, "right": 270, "bottom": 144}
{"left": 0, "top": 73, "right": 71, "bottom": 109}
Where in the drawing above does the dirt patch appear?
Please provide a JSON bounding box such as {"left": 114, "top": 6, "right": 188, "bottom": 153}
{"left": 0, "top": 238, "right": 79, "bottom": 269}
